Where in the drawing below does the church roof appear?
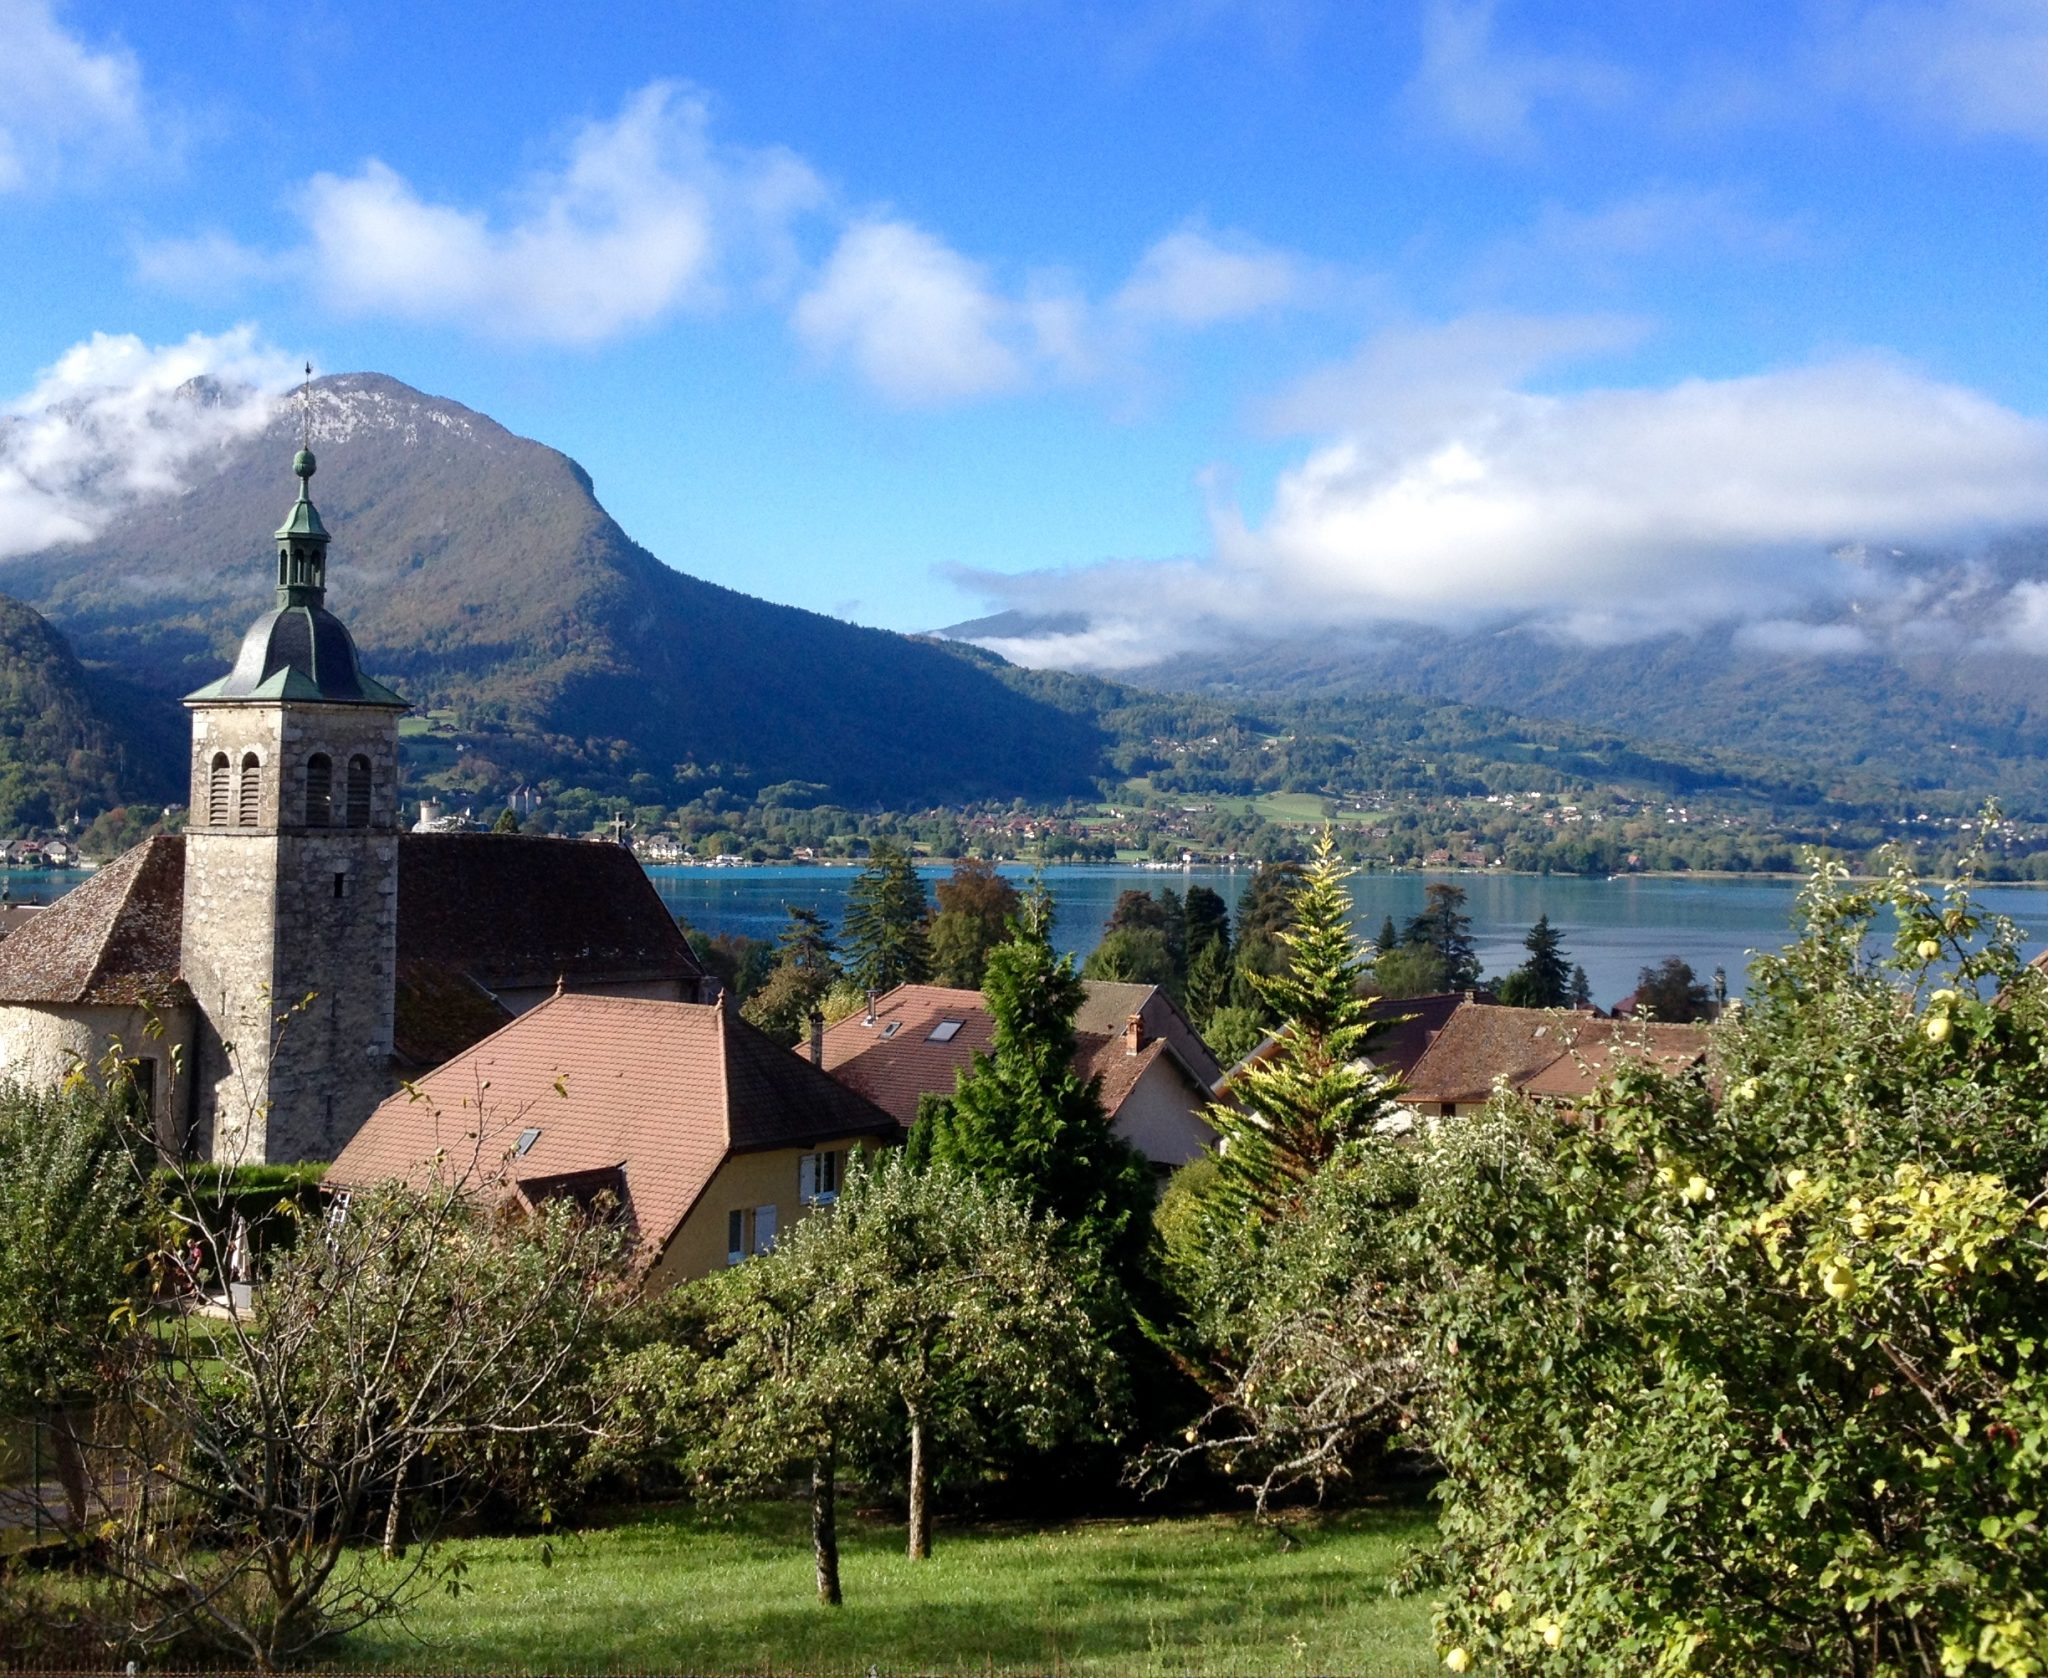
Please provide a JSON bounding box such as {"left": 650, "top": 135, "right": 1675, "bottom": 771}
{"left": 0, "top": 837, "right": 188, "bottom": 1007}
{"left": 397, "top": 834, "right": 704, "bottom": 994}
{"left": 0, "top": 835, "right": 702, "bottom": 1029}
{"left": 328, "top": 993, "right": 900, "bottom": 1268}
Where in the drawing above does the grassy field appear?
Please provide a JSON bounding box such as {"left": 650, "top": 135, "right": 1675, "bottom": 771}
{"left": 334, "top": 1500, "right": 1440, "bottom": 1676}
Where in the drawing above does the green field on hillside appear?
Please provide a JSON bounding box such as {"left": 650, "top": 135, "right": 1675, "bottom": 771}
{"left": 336, "top": 1500, "right": 1439, "bottom": 1676}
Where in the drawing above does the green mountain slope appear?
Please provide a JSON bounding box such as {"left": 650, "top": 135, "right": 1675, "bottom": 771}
{"left": 0, "top": 374, "right": 1105, "bottom": 808}
{"left": 0, "top": 595, "right": 174, "bottom": 830}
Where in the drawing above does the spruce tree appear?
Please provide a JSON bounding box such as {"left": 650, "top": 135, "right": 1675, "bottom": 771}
{"left": 1497, "top": 912, "right": 1571, "bottom": 1008}
{"left": 1403, "top": 882, "right": 1480, "bottom": 989}
{"left": 920, "top": 897, "right": 1152, "bottom": 1278}
{"left": 1206, "top": 830, "right": 1396, "bottom": 1229}
{"left": 842, "top": 841, "right": 932, "bottom": 990}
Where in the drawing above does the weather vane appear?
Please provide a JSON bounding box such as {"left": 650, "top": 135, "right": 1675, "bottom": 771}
{"left": 299, "top": 360, "right": 312, "bottom": 450}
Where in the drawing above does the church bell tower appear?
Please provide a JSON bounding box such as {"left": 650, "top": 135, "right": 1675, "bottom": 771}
{"left": 181, "top": 425, "right": 409, "bottom": 1163}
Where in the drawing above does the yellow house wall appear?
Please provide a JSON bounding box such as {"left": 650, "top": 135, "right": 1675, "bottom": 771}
{"left": 646, "top": 1133, "right": 897, "bottom": 1288}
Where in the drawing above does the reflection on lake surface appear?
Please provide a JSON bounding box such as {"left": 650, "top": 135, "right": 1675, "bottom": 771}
{"left": 21, "top": 861, "right": 2048, "bottom": 1015}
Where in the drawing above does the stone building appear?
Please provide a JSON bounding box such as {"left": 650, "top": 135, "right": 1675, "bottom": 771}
{"left": 0, "top": 446, "right": 704, "bottom": 1164}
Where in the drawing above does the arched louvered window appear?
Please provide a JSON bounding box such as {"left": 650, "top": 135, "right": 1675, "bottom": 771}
{"left": 345, "top": 755, "right": 372, "bottom": 829}
{"left": 207, "top": 753, "right": 230, "bottom": 826}
{"left": 304, "top": 753, "right": 332, "bottom": 827}
{"left": 237, "top": 752, "right": 261, "bottom": 828}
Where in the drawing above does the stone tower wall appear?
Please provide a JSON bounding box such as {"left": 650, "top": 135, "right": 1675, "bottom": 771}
{"left": 182, "top": 701, "right": 401, "bottom": 1164}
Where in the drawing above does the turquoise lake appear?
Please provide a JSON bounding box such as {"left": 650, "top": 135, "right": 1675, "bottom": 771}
{"left": 18, "top": 862, "right": 2047, "bottom": 1013}
{"left": 642, "top": 864, "right": 2048, "bottom": 1011}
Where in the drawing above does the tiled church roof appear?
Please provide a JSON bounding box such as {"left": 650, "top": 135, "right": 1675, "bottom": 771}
{"left": 0, "top": 835, "right": 700, "bottom": 1042}
{"left": 397, "top": 833, "right": 702, "bottom": 992}
{"left": 0, "top": 837, "right": 188, "bottom": 1007}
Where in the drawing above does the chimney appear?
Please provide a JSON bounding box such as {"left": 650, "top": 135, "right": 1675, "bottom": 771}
{"left": 808, "top": 1010, "right": 826, "bottom": 1066}
{"left": 1125, "top": 1012, "right": 1145, "bottom": 1056}
{"left": 864, "top": 988, "right": 878, "bottom": 1027}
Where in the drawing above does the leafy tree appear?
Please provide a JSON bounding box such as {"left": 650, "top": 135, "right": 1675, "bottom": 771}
{"left": 927, "top": 859, "right": 1022, "bottom": 989}
{"left": 1203, "top": 831, "right": 1397, "bottom": 1232}
{"left": 491, "top": 807, "right": 520, "bottom": 833}
{"left": 1424, "top": 855, "right": 2048, "bottom": 1674}
{"left": 1495, "top": 913, "right": 1571, "bottom": 1008}
{"left": 87, "top": 1175, "right": 629, "bottom": 1667}
{"left": 1082, "top": 925, "right": 1176, "bottom": 988}
{"left": 1632, "top": 953, "right": 1712, "bottom": 1022}
{"left": 743, "top": 907, "right": 841, "bottom": 1044}
{"left": 842, "top": 841, "right": 932, "bottom": 991}
{"left": 681, "top": 1156, "right": 1106, "bottom": 1587}
{"left": 678, "top": 915, "right": 775, "bottom": 1002}
{"left": 0, "top": 1076, "right": 150, "bottom": 1530}
{"left": 1404, "top": 882, "right": 1480, "bottom": 989}
{"left": 919, "top": 899, "right": 1153, "bottom": 1282}
{"left": 1202, "top": 1004, "right": 1268, "bottom": 1068}
{"left": 1372, "top": 943, "right": 1454, "bottom": 998}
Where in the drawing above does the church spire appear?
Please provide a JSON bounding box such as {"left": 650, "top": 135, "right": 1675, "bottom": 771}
{"left": 274, "top": 364, "right": 329, "bottom": 607}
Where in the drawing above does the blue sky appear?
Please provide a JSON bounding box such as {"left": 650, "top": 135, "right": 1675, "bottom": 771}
{"left": 7, "top": 0, "right": 2048, "bottom": 665}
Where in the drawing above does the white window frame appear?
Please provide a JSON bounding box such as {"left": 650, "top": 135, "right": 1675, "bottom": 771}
{"left": 799, "top": 1149, "right": 841, "bottom": 1207}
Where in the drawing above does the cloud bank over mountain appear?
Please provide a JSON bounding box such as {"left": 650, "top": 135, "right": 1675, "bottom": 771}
{"left": 956, "top": 323, "right": 2048, "bottom": 670}
{"left": 0, "top": 327, "right": 294, "bottom": 560}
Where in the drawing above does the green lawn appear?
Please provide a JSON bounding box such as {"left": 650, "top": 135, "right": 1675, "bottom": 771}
{"left": 334, "top": 1500, "right": 1440, "bottom": 1676}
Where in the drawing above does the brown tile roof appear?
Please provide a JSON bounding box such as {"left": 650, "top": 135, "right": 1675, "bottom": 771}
{"left": 1404, "top": 1003, "right": 1708, "bottom": 1106}
{"left": 0, "top": 837, "right": 189, "bottom": 1007}
{"left": 1075, "top": 980, "right": 1224, "bottom": 1089}
{"left": 1363, "top": 989, "right": 1496, "bottom": 1080}
{"left": 329, "top": 993, "right": 899, "bottom": 1262}
{"left": 397, "top": 834, "right": 702, "bottom": 993}
{"left": 818, "top": 984, "right": 992, "bottom": 1125}
{"left": 1079, "top": 1032, "right": 1170, "bottom": 1113}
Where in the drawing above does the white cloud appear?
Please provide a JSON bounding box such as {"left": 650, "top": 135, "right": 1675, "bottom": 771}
{"left": 959, "top": 335, "right": 2048, "bottom": 668}
{"left": 795, "top": 214, "right": 1317, "bottom": 406}
{"left": 0, "top": 0, "right": 151, "bottom": 193}
{"left": 1834, "top": 0, "right": 2048, "bottom": 142}
{"left": 144, "top": 83, "right": 826, "bottom": 345}
{"left": 794, "top": 219, "right": 1026, "bottom": 405}
{"left": 1403, "top": 0, "right": 1629, "bottom": 155}
{"left": 0, "top": 327, "right": 294, "bottom": 558}
{"left": 1113, "top": 225, "right": 1306, "bottom": 325}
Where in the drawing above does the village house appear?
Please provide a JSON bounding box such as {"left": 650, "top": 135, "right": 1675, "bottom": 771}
{"left": 812, "top": 978, "right": 1222, "bottom": 1172}
{"left": 0, "top": 443, "right": 705, "bottom": 1165}
{"left": 327, "top": 991, "right": 899, "bottom": 1284}
{"left": 1400, "top": 1003, "right": 1708, "bottom": 1119}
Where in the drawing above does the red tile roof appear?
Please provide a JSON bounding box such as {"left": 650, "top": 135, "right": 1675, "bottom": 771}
{"left": 817, "top": 981, "right": 1216, "bottom": 1128}
{"left": 817, "top": 984, "right": 992, "bottom": 1125}
{"left": 0, "top": 837, "right": 188, "bottom": 1007}
{"left": 1404, "top": 1003, "right": 1708, "bottom": 1107}
{"left": 329, "top": 993, "right": 899, "bottom": 1263}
